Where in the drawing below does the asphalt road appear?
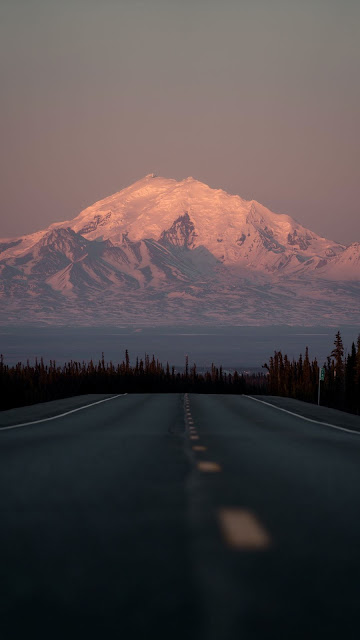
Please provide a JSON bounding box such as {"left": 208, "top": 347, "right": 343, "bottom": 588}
{"left": 1, "top": 393, "right": 360, "bottom": 639}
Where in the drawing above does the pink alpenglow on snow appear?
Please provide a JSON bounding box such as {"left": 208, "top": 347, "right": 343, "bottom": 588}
{"left": 0, "top": 176, "right": 359, "bottom": 326}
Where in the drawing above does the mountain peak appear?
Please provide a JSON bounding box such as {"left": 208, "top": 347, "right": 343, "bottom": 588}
{"left": 55, "top": 176, "right": 341, "bottom": 270}
{"left": 0, "top": 175, "right": 346, "bottom": 276}
{"left": 0, "top": 175, "right": 358, "bottom": 326}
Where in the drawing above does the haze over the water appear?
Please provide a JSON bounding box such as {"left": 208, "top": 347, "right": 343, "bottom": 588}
{"left": 1, "top": 0, "right": 359, "bottom": 245}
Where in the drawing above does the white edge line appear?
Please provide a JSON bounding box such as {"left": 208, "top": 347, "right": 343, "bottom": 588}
{"left": 244, "top": 395, "right": 360, "bottom": 436}
{"left": 0, "top": 394, "right": 127, "bottom": 432}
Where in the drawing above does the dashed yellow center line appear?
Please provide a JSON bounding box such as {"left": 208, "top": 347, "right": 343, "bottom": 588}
{"left": 184, "top": 396, "right": 269, "bottom": 552}
{"left": 218, "top": 508, "right": 271, "bottom": 550}
{"left": 197, "top": 461, "right": 222, "bottom": 473}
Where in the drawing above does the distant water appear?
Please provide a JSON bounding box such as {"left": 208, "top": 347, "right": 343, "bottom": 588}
{"left": 0, "top": 325, "right": 359, "bottom": 372}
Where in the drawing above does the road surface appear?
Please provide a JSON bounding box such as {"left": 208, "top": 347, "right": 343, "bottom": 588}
{"left": 1, "top": 393, "right": 360, "bottom": 639}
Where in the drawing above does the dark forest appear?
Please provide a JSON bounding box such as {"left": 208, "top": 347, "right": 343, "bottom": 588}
{"left": 264, "top": 331, "right": 360, "bottom": 415}
{"left": 0, "top": 351, "right": 266, "bottom": 411}
{"left": 1, "top": 331, "right": 359, "bottom": 415}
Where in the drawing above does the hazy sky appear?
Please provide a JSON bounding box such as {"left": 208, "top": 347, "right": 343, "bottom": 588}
{"left": 1, "top": 0, "right": 359, "bottom": 244}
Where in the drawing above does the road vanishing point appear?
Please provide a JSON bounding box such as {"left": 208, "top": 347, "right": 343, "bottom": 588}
{"left": 1, "top": 393, "right": 360, "bottom": 639}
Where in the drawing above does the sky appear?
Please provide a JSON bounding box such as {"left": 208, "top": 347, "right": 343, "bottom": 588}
{"left": 0, "top": 0, "right": 359, "bottom": 245}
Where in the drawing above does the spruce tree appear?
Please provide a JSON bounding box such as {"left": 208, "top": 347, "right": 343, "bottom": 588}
{"left": 331, "top": 331, "right": 344, "bottom": 376}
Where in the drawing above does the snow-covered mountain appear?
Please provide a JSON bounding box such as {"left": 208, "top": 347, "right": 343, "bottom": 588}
{"left": 0, "top": 175, "right": 359, "bottom": 325}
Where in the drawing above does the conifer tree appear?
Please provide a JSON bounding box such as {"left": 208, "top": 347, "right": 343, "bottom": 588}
{"left": 331, "top": 330, "right": 345, "bottom": 403}
{"left": 345, "top": 342, "right": 357, "bottom": 413}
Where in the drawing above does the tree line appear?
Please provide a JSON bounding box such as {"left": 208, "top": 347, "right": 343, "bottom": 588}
{"left": 264, "top": 331, "right": 360, "bottom": 415}
{"left": 2, "top": 331, "right": 359, "bottom": 414}
{"left": 0, "top": 351, "right": 267, "bottom": 411}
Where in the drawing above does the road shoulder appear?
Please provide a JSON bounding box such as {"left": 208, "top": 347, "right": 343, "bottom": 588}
{"left": 247, "top": 395, "right": 360, "bottom": 433}
{"left": 0, "top": 394, "right": 119, "bottom": 428}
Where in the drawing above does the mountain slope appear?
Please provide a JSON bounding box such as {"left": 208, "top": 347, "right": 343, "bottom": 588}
{"left": 0, "top": 175, "right": 358, "bottom": 325}
{"left": 49, "top": 174, "right": 343, "bottom": 274}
